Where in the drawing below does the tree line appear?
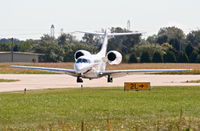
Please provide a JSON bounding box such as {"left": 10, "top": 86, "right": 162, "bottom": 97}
{"left": 0, "top": 26, "right": 200, "bottom": 63}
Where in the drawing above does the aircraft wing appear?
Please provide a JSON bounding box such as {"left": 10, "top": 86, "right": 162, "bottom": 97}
{"left": 100, "top": 69, "right": 192, "bottom": 78}
{"left": 11, "top": 65, "right": 77, "bottom": 76}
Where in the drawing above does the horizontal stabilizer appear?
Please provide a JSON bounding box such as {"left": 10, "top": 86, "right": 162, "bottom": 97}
{"left": 74, "top": 31, "right": 105, "bottom": 35}
{"left": 107, "top": 32, "right": 143, "bottom": 36}
{"left": 74, "top": 31, "right": 144, "bottom": 36}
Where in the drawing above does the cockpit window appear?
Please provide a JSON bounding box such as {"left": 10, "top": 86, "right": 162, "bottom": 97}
{"left": 76, "top": 58, "right": 90, "bottom": 63}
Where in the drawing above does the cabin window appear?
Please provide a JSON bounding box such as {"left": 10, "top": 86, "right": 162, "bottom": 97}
{"left": 76, "top": 58, "right": 90, "bottom": 63}
{"left": 94, "top": 60, "right": 100, "bottom": 63}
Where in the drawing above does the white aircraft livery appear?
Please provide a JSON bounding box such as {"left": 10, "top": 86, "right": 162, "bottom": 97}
{"left": 11, "top": 30, "right": 191, "bottom": 83}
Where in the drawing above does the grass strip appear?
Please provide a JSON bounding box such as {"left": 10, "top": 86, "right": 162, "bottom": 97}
{"left": 185, "top": 80, "right": 200, "bottom": 83}
{"left": 0, "top": 87, "right": 200, "bottom": 130}
{"left": 0, "top": 79, "right": 19, "bottom": 82}
{"left": 152, "top": 70, "right": 200, "bottom": 75}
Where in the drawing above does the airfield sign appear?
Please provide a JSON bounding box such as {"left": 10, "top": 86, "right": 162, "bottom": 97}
{"left": 124, "top": 82, "right": 151, "bottom": 91}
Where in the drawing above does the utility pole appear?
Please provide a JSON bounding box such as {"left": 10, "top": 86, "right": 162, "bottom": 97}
{"left": 11, "top": 38, "right": 14, "bottom": 62}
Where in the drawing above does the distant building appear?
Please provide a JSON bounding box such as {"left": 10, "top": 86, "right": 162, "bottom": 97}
{"left": 0, "top": 52, "right": 43, "bottom": 62}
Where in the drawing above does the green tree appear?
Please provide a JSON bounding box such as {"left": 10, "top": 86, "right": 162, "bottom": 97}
{"left": 19, "top": 41, "right": 33, "bottom": 52}
{"left": 34, "top": 34, "right": 65, "bottom": 62}
{"left": 140, "top": 51, "right": 151, "bottom": 63}
{"left": 185, "top": 44, "right": 194, "bottom": 57}
{"left": 132, "top": 43, "right": 170, "bottom": 58}
{"left": 122, "top": 54, "right": 128, "bottom": 63}
{"left": 58, "top": 34, "right": 67, "bottom": 45}
{"left": 157, "top": 27, "right": 186, "bottom": 51}
{"left": 128, "top": 53, "right": 138, "bottom": 63}
{"left": 58, "top": 33, "right": 76, "bottom": 45}
{"left": 177, "top": 51, "right": 189, "bottom": 63}
{"left": 40, "top": 34, "right": 56, "bottom": 44}
{"left": 108, "top": 27, "right": 141, "bottom": 54}
{"left": 82, "top": 34, "right": 95, "bottom": 44}
{"left": 196, "top": 55, "right": 200, "bottom": 63}
{"left": 146, "top": 35, "right": 157, "bottom": 43}
{"left": 0, "top": 42, "right": 11, "bottom": 51}
{"left": 189, "top": 51, "right": 198, "bottom": 63}
{"left": 163, "top": 51, "right": 177, "bottom": 63}
{"left": 186, "top": 30, "right": 200, "bottom": 47}
{"left": 152, "top": 51, "right": 163, "bottom": 63}
{"left": 34, "top": 42, "right": 64, "bottom": 62}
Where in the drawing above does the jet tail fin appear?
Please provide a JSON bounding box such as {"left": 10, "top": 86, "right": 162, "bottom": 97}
{"left": 74, "top": 30, "right": 144, "bottom": 57}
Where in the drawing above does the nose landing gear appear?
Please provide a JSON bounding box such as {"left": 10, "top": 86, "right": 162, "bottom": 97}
{"left": 107, "top": 75, "right": 113, "bottom": 83}
{"left": 77, "top": 76, "right": 83, "bottom": 83}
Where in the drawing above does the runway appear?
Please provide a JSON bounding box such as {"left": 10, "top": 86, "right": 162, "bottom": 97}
{"left": 0, "top": 74, "right": 200, "bottom": 92}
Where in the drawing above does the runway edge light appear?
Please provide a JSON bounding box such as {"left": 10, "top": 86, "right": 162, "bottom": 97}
{"left": 124, "top": 82, "right": 151, "bottom": 91}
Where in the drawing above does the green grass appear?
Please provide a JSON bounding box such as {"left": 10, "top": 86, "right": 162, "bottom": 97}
{"left": 0, "top": 69, "right": 57, "bottom": 74}
{"left": 153, "top": 69, "right": 200, "bottom": 74}
{"left": 0, "top": 63, "right": 58, "bottom": 74}
{"left": 185, "top": 80, "right": 200, "bottom": 83}
{"left": 0, "top": 79, "right": 19, "bottom": 82}
{"left": 1, "top": 87, "right": 200, "bottom": 130}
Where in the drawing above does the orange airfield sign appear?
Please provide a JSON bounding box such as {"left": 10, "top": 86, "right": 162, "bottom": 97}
{"left": 124, "top": 82, "right": 151, "bottom": 91}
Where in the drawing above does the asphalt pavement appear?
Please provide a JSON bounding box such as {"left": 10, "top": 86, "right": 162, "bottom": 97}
{"left": 0, "top": 74, "right": 200, "bottom": 92}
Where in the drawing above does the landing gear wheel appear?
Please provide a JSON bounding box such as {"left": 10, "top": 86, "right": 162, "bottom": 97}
{"left": 107, "top": 75, "right": 113, "bottom": 83}
{"left": 77, "top": 76, "right": 83, "bottom": 83}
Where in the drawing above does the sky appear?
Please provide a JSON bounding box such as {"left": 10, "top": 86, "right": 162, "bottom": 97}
{"left": 0, "top": 0, "right": 199, "bottom": 40}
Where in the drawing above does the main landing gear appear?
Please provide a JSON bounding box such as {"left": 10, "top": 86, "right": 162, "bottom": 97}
{"left": 107, "top": 75, "right": 113, "bottom": 83}
{"left": 77, "top": 76, "right": 83, "bottom": 83}
{"left": 77, "top": 76, "right": 113, "bottom": 83}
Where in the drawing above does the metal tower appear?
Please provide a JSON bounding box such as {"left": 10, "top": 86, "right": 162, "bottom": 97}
{"left": 60, "top": 28, "right": 64, "bottom": 35}
{"left": 50, "top": 24, "right": 55, "bottom": 37}
{"left": 127, "top": 20, "right": 131, "bottom": 31}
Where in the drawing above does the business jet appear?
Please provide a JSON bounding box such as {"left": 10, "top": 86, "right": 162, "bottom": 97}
{"left": 11, "top": 30, "right": 191, "bottom": 83}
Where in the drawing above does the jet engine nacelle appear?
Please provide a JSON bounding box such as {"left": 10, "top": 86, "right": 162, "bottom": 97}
{"left": 106, "top": 50, "right": 122, "bottom": 65}
{"left": 74, "top": 50, "right": 91, "bottom": 60}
